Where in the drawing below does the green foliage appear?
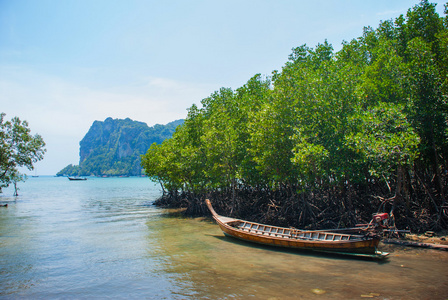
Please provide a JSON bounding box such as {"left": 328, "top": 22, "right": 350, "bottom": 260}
{"left": 0, "top": 113, "right": 46, "bottom": 190}
{"left": 142, "top": 1, "right": 447, "bottom": 230}
{"left": 57, "top": 164, "right": 80, "bottom": 176}
{"left": 345, "top": 102, "right": 420, "bottom": 178}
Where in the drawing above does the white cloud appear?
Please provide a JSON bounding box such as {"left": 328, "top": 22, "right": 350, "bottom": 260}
{"left": 376, "top": 10, "right": 404, "bottom": 17}
{"left": 1, "top": 66, "right": 215, "bottom": 174}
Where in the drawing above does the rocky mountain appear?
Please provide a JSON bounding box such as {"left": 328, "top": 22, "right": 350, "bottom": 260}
{"left": 57, "top": 117, "right": 183, "bottom": 176}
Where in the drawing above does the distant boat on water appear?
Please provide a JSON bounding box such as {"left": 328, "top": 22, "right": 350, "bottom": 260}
{"left": 68, "top": 176, "right": 87, "bottom": 181}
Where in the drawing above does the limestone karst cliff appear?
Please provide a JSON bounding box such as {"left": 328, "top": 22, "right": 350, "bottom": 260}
{"left": 57, "top": 117, "right": 183, "bottom": 176}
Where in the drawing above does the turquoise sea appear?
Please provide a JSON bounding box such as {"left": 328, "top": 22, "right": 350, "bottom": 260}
{"left": 0, "top": 176, "right": 447, "bottom": 299}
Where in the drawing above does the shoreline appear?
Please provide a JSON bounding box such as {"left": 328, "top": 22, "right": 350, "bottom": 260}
{"left": 383, "top": 231, "right": 448, "bottom": 250}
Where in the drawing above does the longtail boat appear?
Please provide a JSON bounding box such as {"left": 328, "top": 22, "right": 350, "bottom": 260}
{"left": 206, "top": 199, "right": 389, "bottom": 259}
{"left": 68, "top": 176, "right": 87, "bottom": 181}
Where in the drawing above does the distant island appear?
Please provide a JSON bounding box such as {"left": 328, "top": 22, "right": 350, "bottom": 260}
{"left": 57, "top": 117, "right": 183, "bottom": 177}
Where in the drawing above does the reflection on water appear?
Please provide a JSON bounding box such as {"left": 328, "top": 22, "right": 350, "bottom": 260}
{"left": 150, "top": 214, "right": 448, "bottom": 299}
{"left": 0, "top": 177, "right": 176, "bottom": 299}
{"left": 1, "top": 177, "right": 447, "bottom": 299}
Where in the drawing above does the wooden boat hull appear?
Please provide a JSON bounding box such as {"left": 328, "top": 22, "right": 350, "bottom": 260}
{"left": 217, "top": 220, "right": 380, "bottom": 254}
{"left": 68, "top": 177, "right": 87, "bottom": 181}
{"left": 206, "top": 199, "right": 387, "bottom": 258}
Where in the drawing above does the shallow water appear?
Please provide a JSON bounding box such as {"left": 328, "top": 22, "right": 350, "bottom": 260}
{"left": 0, "top": 177, "right": 447, "bottom": 299}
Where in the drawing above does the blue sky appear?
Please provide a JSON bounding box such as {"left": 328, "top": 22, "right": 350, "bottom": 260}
{"left": 1, "top": 0, "right": 446, "bottom": 175}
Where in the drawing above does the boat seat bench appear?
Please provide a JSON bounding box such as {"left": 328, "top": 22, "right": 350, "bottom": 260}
{"left": 236, "top": 222, "right": 359, "bottom": 241}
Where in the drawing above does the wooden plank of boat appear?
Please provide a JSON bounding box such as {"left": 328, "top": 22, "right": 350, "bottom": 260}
{"left": 205, "top": 199, "right": 388, "bottom": 259}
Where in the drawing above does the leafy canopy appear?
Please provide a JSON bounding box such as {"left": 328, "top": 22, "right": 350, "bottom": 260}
{"left": 0, "top": 113, "right": 46, "bottom": 190}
